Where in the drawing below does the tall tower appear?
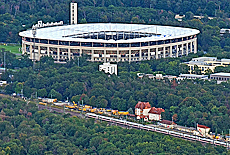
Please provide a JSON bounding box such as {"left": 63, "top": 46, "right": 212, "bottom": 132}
{"left": 70, "top": 3, "right": 78, "bottom": 25}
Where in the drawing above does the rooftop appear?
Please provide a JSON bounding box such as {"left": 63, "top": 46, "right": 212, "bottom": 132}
{"left": 210, "top": 72, "right": 230, "bottom": 77}
{"left": 149, "top": 107, "right": 165, "bottom": 114}
{"left": 135, "top": 101, "right": 151, "bottom": 110}
{"left": 19, "top": 23, "right": 200, "bottom": 43}
{"left": 160, "top": 120, "right": 176, "bottom": 125}
{"left": 197, "top": 124, "right": 210, "bottom": 129}
{"left": 179, "top": 74, "right": 208, "bottom": 78}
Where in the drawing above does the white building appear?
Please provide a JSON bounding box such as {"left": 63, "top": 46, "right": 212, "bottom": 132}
{"left": 178, "top": 74, "right": 208, "bottom": 80}
{"left": 197, "top": 124, "right": 210, "bottom": 137}
{"left": 70, "top": 3, "right": 78, "bottom": 25}
{"left": 135, "top": 101, "right": 164, "bottom": 121}
{"left": 99, "top": 63, "right": 117, "bottom": 75}
{"left": 19, "top": 23, "right": 199, "bottom": 63}
{"left": 210, "top": 72, "right": 230, "bottom": 84}
{"left": 148, "top": 107, "right": 164, "bottom": 121}
{"left": 0, "top": 81, "right": 7, "bottom": 86}
{"left": 184, "top": 57, "right": 230, "bottom": 74}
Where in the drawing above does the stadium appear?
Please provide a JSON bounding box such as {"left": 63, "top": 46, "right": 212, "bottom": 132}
{"left": 19, "top": 23, "right": 200, "bottom": 63}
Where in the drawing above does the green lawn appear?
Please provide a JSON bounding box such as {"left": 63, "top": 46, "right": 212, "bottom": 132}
{"left": 0, "top": 44, "right": 22, "bottom": 54}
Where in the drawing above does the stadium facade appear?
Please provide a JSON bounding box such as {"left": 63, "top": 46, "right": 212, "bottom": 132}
{"left": 19, "top": 23, "right": 199, "bottom": 63}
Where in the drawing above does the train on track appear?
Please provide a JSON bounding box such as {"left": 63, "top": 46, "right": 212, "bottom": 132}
{"left": 86, "top": 113, "right": 230, "bottom": 148}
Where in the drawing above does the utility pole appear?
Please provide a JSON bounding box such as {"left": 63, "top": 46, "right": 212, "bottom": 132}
{"left": 226, "top": 129, "right": 230, "bottom": 149}
{"left": 81, "top": 100, "right": 83, "bottom": 116}
{"left": 4, "top": 52, "right": 6, "bottom": 72}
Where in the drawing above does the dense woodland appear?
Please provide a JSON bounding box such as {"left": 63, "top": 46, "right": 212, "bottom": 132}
{"left": 0, "top": 52, "right": 229, "bottom": 135}
{"left": 0, "top": 96, "right": 228, "bottom": 154}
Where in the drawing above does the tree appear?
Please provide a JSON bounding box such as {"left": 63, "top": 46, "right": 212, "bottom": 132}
{"left": 179, "top": 64, "right": 189, "bottom": 74}
{"left": 15, "top": 82, "right": 23, "bottom": 94}
{"left": 139, "top": 63, "right": 152, "bottom": 73}
{"left": 179, "top": 97, "right": 201, "bottom": 107}
{"left": 193, "top": 65, "right": 201, "bottom": 75}
{"left": 48, "top": 89, "right": 62, "bottom": 100}
{"left": 204, "top": 69, "right": 213, "bottom": 75}
{"left": 80, "top": 18, "right": 87, "bottom": 24}
{"left": 37, "top": 88, "right": 47, "bottom": 98}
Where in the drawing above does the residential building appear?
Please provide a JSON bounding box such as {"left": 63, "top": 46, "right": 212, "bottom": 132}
{"left": 148, "top": 107, "right": 165, "bottom": 121}
{"left": 197, "top": 124, "right": 210, "bottom": 137}
{"left": 135, "top": 101, "right": 151, "bottom": 121}
{"left": 184, "top": 57, "right": 230, "bottom": 74}
{"left": 135, "top": 101, "right": 164, "bottom": 121}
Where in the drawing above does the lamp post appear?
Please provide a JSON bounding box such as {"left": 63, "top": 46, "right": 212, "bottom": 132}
{"left": 32, "top": 26, "right": 37, "bottom": 70}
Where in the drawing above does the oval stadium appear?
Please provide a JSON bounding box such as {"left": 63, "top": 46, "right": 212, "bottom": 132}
{"left": 19, "top": 23, "right": 200, "bottom": 63}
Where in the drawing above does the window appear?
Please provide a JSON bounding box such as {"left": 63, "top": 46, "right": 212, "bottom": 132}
{"left": 81, "top": 42, "right": 92, "bottom": 47}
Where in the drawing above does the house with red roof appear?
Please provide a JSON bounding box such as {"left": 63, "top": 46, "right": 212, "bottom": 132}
{"left": 148, "top": 107, "right": 165, "bottom": 121}
{"left": 197, "top": 124, "right": 210, "bottom": 137}
{"left": 135, "top": 101, "right": 164, "bottom": 121}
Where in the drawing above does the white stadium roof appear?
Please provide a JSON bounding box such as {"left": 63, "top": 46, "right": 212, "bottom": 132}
{"left": 19, "top": 23, "right": 200, "bottom": 43}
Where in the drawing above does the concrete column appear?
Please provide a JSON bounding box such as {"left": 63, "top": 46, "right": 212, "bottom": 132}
{"left": 104, "top": 49, "right": 106, "bottom": 62}
{"left": 194, "top": 39, "right": 197, "bottom": 54}
{"left": 176, "top": 44, "right": 178, "bottom": 57}
{"left": 68, "top": 48, "right": 71, "bottom": 60}
{"left": 148, "top": 48, "right": 150, "bottom": 60}
{"left": 156, "top": 47, "right": 158, "bottom": 59}
{"left": 190, "top": 41, "right": 192, "bottom": 53}
{"left": 21, "top": 43, "right": 24, "bottom": 55}
{"left": 30, "top": 44, "right": 33, "bottom": 59}
{"left": 170, "top": 45, "right": 172, "bottom": 57}
{"left": 117, "top": 49, "right": 119, "bottom": 62}
{"left": 163, "top": 46, "right": 166, "bottom": 58}
{"left": 129, "top": 48, "right": 131, "bottom": 63}
{"left": 57, "top": 48, "right": 60, "bottom": 62}
{"left": 181, "top": 44, "right": 184, "bottom": 55}
{"left": 139, "top": 49, "right": 142, "bottom": 61}
{"left": 80, "top": 48, "right": 82, "bottom": 56}
{"left": 91, "top": 50, "right": 94, "bottom": 62}
{"left": 38, "top": 46, "right": 41, "bottom": 61}
{"left": 186, "top": 43, "right": 188, "bottom": 55}
{"left": 47, "top": 47, "right": 50, "bottom": 57}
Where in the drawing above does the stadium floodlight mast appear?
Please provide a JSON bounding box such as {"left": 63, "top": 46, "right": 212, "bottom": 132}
{"left": 32, "top": 25, "right": 37, "bottom": 70}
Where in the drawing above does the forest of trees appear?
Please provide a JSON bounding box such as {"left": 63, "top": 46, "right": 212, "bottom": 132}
{"left": 0, "top": 96, "right": 228, "bottom": 154}
{"left": 0, "top": 52, "right": 229, "bottom": 134}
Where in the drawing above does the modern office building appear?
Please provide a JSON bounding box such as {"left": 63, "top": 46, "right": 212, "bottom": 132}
{"left": 184, "top": 57, "right": 230, "bottom": 74}
{"left": 178, "top": 74, "right": 208, "bottom": 80}
{"left": 210, "top": 72, "right": 230, "bottom": 84}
